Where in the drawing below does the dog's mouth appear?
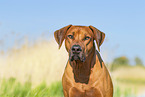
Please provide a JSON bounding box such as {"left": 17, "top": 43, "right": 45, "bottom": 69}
{"left": 69, "top": 52, "right": 86, "bottom": 62}
{"left": 69, "top": 44, "right": 86, "bottom": 62}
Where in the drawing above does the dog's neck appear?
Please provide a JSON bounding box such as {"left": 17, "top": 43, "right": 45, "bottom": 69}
{"left": 70, "top": 46, "right": 96, "bottom": 84}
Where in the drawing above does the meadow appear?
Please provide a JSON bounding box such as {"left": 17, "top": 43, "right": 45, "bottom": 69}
{"left": 0, "top": 39, "right": 145, "bottom": 97}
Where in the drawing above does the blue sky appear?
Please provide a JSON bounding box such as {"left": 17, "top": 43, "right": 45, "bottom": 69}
{"left": 0, "top": 0, "right": 145, "bottom": 64}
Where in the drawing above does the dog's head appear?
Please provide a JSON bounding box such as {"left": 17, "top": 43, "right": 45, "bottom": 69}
{"left": 54, "top": 25, "right": 105, "bottom": 62}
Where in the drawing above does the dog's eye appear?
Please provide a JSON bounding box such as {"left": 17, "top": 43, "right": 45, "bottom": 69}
{"left": 67, "top": 35, "right": 74, "bottom": 39}
{"left": 84, "top": 36, "right": 90, "bottom": 40}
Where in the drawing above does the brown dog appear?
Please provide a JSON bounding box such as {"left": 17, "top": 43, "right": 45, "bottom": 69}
{"left": 54, "top": 25, "right": 113, "bottom": 97}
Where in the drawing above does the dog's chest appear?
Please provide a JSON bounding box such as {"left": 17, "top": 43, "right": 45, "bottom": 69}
{"left": 69, "top": 84, "right": 102, "bottom": 97}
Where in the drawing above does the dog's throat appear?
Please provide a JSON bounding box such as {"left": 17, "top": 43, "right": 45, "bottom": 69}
{"left": 70, "top": 59, "right": 93, "bottom": 84}
{"left": 69, "top": 47, "right": 96, "bottom": 84}
{"left": 73, "top": 61, "right": 91, "bottom": 84}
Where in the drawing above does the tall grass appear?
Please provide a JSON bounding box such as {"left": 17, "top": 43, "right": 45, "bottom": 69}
{"left": 0, "top": 40, "right": 68, "bottom": 86}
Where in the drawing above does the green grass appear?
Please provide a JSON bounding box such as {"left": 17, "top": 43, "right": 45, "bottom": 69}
{"left": 0, "top": 77, "right": 136, "bottom": 97}
{"left": 0, "top": 78, "right": 63, "bottom": 97}
{"left": 114, "top": 85, "right": 136, "bottom": 97}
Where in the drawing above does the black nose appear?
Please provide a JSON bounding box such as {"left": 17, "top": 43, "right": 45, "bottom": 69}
{"left": 71, "top": 45, "right": 82, "bottom": 54}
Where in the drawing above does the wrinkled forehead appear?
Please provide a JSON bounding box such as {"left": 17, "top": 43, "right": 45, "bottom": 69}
{"left": 67, "top": 26, "right": 93, "bottom": 36}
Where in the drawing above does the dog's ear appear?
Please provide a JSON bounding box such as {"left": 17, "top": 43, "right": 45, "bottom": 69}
{"left": 89, "top": 25, "right": 105, "bottom": 52}
{"left": 54, "top": 25, "right": 72, "bottom": 49}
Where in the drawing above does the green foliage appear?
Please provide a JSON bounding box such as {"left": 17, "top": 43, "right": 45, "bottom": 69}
{"left": 135, "top": 57, "right": 144, "bottom": 66}
{"left": 113, "top": 56, "right": 129, "bottom": 65}
{"left": 111, "top": 56, "right": 129, "bottom": 71}
{"left": 29, "top": 82, "right": 48, "bottom": 97}
{"left": 0, "top": 78, "right": 137, "bottom": 97}
{"left": 114, "top": 85, "right": 136, "bottom": 97}
{"left": 0, "top": 78, "right": 63, "bottom": 97}
{"left": 114, "top": 86, "right": 121, "bottom": 97}
{"left": 48, "top": 81, "right": 63, "bottom": 96}
{"left": 0, "top": 77, "right": 31, "bottom": 97}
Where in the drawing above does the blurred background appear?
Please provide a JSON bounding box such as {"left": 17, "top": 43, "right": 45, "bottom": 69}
{"left": 0, "top": 0, "right": 145, "bottom": 97}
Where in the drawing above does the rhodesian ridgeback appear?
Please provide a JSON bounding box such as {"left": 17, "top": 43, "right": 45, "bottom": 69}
{"left": 54, "top": 25, "right": 113, "bottom": 97}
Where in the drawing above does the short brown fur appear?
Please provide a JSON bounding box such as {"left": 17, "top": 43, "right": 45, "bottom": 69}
{"left": 54, "top": 25, "right": 113, "bottom": 97}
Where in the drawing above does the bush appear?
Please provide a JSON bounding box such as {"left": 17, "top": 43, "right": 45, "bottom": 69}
{"left": 110, "top": 56, "right": 129, "bottom": 71}
{"left": 135, "top": 57, "right": 144, "bottom": 67}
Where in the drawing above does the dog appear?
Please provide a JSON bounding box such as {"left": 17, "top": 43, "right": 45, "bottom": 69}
{"left": 54, "top": 25, "right": 113, "bottom": 97}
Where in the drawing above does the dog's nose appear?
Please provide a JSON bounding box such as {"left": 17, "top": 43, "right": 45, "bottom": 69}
{"left": 71, "top": 45, "right": 82, "bottom": 54}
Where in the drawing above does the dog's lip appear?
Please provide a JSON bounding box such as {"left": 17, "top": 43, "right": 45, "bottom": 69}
{"left": 73, "top": 55, "right": 79, "bottom": 60}
{"left": 69, "top": 54, "right": 86, "bottom": 62}
{"left": 70, "top": 54, "right": 79, "bottom": 61}
{"left": 69, "top": 50, "right": 86, "bottom": 62}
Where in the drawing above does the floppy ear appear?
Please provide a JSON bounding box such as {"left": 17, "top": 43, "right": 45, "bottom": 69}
{"left": 54, "top": 25, "right": 72, "bottom": 49}
{"left": 89, "top": 25, "right": 105, "bottom": 52}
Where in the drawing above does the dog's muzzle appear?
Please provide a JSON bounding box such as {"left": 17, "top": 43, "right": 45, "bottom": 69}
{"left": 69, "top": 45, "right": 86, "bottom": 62}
